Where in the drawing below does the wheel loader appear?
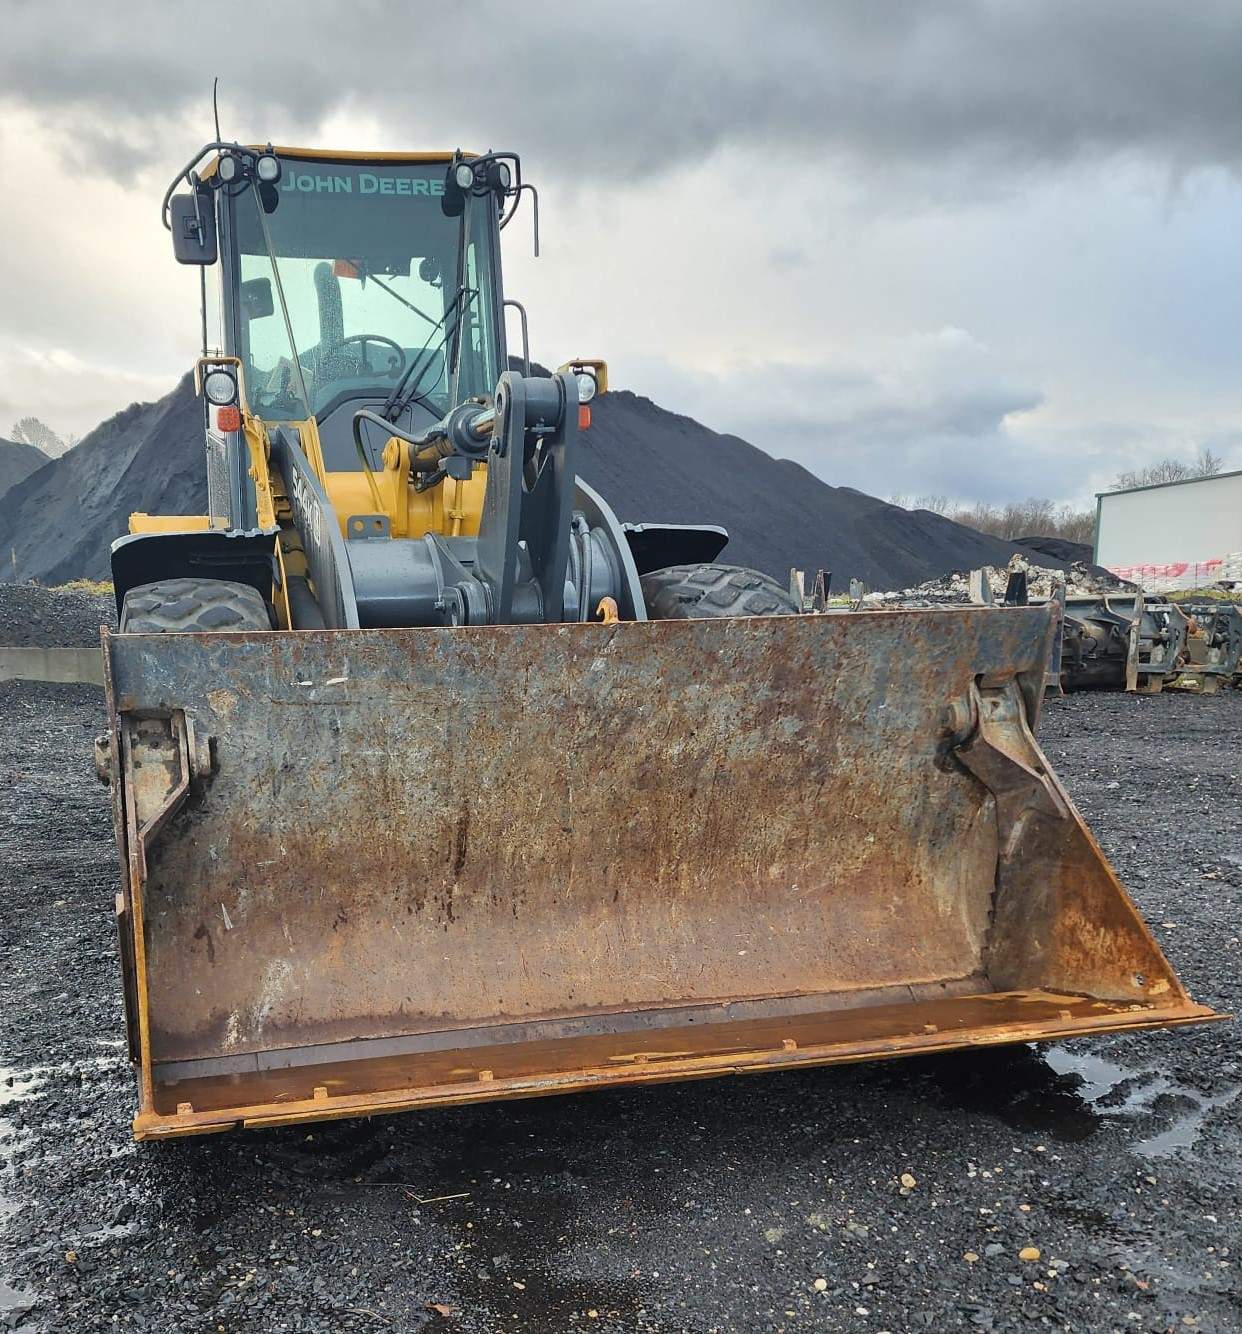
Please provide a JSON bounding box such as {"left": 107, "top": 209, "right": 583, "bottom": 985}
{"left": 99, "top": 140, "right": 1222, "bottom": 1140}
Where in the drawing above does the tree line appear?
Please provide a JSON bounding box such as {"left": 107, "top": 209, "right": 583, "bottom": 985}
{"left": 893, "top": 447, "right": 1228, "bottom": 547}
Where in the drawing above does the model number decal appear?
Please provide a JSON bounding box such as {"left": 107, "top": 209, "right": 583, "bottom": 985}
{"left": 288, "top": 463, "right": 322, "bottom": 553}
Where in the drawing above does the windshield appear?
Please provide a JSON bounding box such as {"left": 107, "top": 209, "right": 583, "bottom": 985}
{"left": 232, "top": 159, "right": 500, "bottom": 421}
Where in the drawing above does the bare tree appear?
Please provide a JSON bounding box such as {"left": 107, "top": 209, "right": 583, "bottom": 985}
{"left": 1113, "top": 447, "right": 1227, "bottom": 490}
{"left": 949, "top": 498, "right": 1094, "bottom": 547}
{"left": 888, "top": 494, "right": 952, "bottom": 516}
{"left": 1195, "top": 444, "right": 1224, "bottom": 478}
{"left": 9, "top": 416, "right": 71, "bottom": 458}
{"left": 891, "top": 493, "right": 1097, "bottom": 547}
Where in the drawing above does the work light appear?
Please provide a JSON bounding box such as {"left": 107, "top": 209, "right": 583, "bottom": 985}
{"left": 202, "top": 368, "right": 238, "bottom": 406}
{"left": 216, "top": 153, "right": 243, "bottom": 186}
{"left": 255, "top": 152, "right": 282, "bottom": 185}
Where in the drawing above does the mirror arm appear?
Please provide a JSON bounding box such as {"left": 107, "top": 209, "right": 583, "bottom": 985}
{"left": 503, "top": 300, "right": 531, "bottom": 376}
{"left": 160, "top": 140, "right": 244, "bottom": 230}
{"left": 500, "top": 183, "right": 540, "bottom": 258}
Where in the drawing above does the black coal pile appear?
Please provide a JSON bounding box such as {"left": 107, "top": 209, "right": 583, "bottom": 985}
{"left": 0, "top": 582, "right": 115, "bottom": 647}
{"left": 577, "top": 390, "right": 1027, "bottom": 590}
{"left": 0, "top": 438, "right": 48, "bottom": 502}
{"left": 0, "top": 375, "right": 204, "bottom": 585}
{"left": 1013, "top": 535, "right": 1092, "bottom": 565}
{"left": 2, "top": 372, "right": 1049, "bottom": 592}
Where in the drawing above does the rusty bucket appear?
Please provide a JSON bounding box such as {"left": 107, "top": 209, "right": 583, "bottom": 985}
{"left": 99, "top": 606, "right": 1221, "bottom": 1139}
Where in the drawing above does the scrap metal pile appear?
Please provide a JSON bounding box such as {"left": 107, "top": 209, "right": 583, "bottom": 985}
{"left": 1058, "top": 593, "right": 1242, "bottom": 695}
{"left": 795, "top": 555, "right": 1242, "bottom": 695}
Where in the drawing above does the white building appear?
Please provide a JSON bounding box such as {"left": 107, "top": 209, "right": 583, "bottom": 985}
{"left": 1095, "top": 470, "right": 1242, "bottom": 591}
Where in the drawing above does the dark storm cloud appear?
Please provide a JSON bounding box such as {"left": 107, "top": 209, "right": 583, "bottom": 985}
{"left": 5, "top": 1, "right": 1242, "bottom": 181}
{"left": 632, "top": 352, "right": 1050, "bottom": 504}
{"left": 4, "top": 1, "right": 1240, "bottom": 507}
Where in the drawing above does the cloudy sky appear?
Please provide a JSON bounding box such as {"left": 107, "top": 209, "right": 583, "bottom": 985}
{"left": 2, "top": 1, "right": 1240, "bottom": 506}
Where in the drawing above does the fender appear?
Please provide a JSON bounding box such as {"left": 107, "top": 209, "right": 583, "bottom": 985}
{"left": 110, "top": 528, "right": 279, "bottom": 618}
{"left": 621, "top": 522, "right": 729, "bottom": 576}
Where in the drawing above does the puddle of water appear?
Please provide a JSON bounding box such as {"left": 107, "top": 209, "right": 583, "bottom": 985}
{"left": 0, "top": 1069, "right": 41, "bottom": 1110}
{"left": 0, "top": 1065, "right": 43, "bottom": 1225}
{"left": 1041, "top": 1046, "right": 1239, "bottom": 1159}
{"left": 917, "top": 1043, "right": 1237, "bottom": 1160}
{"left": 914, "top": 1046, "right": 1104, "bottom": 1141}
{"left": 1041, "top": 1047, "right": 1129, "bottom": 1102}
{"left": 1132, "top": 1087, "right": 1241, "bottom": 1159}
{"left": 0, "top": 1279, "right": 32, "bottom": 1316}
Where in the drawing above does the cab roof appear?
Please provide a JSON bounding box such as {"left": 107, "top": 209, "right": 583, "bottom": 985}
{"left": 199, "top": 147, "right": 473, "bottom": 180}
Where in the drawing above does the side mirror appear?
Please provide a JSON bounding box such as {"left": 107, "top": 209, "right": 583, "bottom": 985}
{"left": 169, "top": 189, "right": 217, "bottom": 265}
{"left": 241, "top": 277, "right": 274, "bottom": 320}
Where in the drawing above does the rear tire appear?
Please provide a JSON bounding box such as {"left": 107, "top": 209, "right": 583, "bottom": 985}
{"left": 119, "top": 578, "right": 273, "bottom": 633}
{"left": 640, "top": 563, "right": 800, "bottom": 619}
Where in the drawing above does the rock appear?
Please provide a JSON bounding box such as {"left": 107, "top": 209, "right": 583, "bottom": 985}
{"left": 900, "top": 1173, "right": 917, "bottom": 1189}
{"left": 964, "top": 1251, "right": 980, "bottom": 1264}
{"left": 813, "top": 1278, "right": 828, "bottom": 1292}
{"left": 1019, "top": 1247, "right": 1041, "bottom": 1263}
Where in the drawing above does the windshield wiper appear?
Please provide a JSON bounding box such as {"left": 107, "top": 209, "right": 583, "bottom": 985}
{"left": 365, "top": 271, "right": 440, "bottom": 332}
{"left": 381, "top": 284, "right": 479, "bottom": 422}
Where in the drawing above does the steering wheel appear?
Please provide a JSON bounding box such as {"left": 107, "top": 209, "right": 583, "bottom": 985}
{"left": 337, "top": 333, "right": 407, "bottom": 377}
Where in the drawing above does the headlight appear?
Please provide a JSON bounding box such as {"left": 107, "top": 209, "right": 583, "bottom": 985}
{"left": 488, "top": 160, "right": 512, "bottom": 192}
{"left": 454, "top": 162, "right": 476, "bottom": 190}
{"left": 216, "top": 153, "right": 243, "bottom": 186}
{"left": 203, "top": 368, "right": 238, "bottom": 405}
{"left": 255, "top": 152, "right": 282, "bottom": 185}
{"left": 575, "top": 371, "right": 597, "bottom": 404}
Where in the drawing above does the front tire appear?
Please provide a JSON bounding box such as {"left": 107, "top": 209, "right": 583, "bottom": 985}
{"left": 119, "top": 578, "right": 273, "bottom": 633}
{"left": 640, "top": 563, "right": 800, "bottom": 619}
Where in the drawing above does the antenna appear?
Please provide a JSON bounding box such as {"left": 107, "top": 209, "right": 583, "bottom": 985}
{"left": 206, "top": 77, "right": 221, "bottom": 367}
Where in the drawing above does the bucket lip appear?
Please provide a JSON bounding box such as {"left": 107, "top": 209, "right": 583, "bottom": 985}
{"left": 102, "top": 602, "right": 1054, "bottom": 645}
{"left": 132, "top": 990, "right": 1226, "bottom": 1140}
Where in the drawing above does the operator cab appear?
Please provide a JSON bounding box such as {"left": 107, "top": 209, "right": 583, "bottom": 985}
{"left": 222, "top": 153, "right": 505, "bottom": 471}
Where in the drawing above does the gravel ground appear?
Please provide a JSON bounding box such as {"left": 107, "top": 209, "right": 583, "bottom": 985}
{"left": 0, "top": 683, "right": 1238, "bottom": 1333}
{"left": 0, "top": 585, "right": 114, "bottom": 648}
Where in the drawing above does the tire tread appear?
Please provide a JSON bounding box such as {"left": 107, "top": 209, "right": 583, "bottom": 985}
{"left": 640, "top": 563, "right": 800, "bottom": 620}
{"left": 119, "top": 578, "right": 272, "bottom": 634}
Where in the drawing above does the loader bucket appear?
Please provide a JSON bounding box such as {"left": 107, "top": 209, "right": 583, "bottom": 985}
{"left": 100, "top": 607, "right": 1222, "bottom": 1139}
